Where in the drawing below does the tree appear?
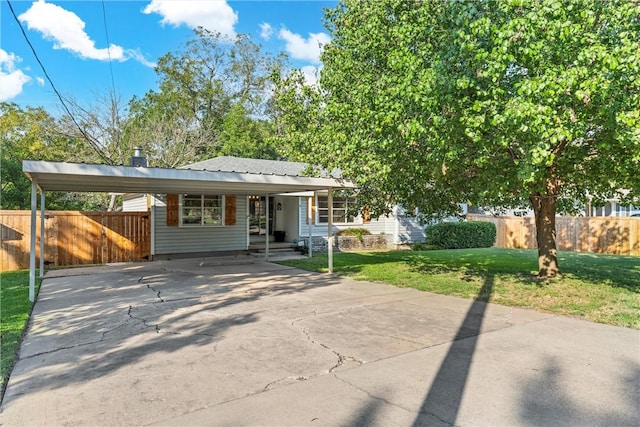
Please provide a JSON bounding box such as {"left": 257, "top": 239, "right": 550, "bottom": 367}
{"left": 273, "top": 0, "right": 640, "bottom": 277}
{"left": 0, "top": 102, "right": 80, "bottom": 209}
{"left": 126, "top": 28, "right": 286, "bottom": 166}
{"left": 0, "top": 102, "right": 114, "bottom": 210}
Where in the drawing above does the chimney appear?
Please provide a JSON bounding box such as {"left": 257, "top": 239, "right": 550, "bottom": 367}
{"left": 130, "top": 147, "right": 147, "bottom": 167}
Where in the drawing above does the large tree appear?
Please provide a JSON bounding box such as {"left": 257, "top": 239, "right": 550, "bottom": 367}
{"left": 273, "top": 0, "right": 640, "bottom": 277}
{"left": 0, "top": 102, "right": 108, "bottom": 210}
{"left": 126, "top": 28, "right": 285, "bottom": 166}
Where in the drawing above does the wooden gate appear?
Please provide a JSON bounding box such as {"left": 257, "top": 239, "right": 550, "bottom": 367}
{"left": 1, "top": 211, "right": 151, "bottom": 271}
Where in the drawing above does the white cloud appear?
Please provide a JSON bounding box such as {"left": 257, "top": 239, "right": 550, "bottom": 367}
{"left": 300, "top": 65, "right": 319, "bottom": 86}
{"left": 19, "top": 0, "right": 126, "bottom": 61}
{"left": 126, "top": 49, "right": 157, "bottom": 69}
{"left": 36, "top": 77, "right": 45, "bottom": 86}
{"left": 143, "top": 0, "right": 238, "bottom": 38}
{"left": 260, "top": 22, "right": 273, "bottom": 41}
{"left": 18, "top": 0, "right": 153, "bottom": 67}
{"left": 0, "top": 49, "right": 32, "bottom": 101}
{"left": 278, "top": 28, "right": 330, "bottom": 63}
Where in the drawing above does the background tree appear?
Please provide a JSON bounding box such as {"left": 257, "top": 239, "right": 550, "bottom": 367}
{"left": 0, "top": 102, "right": 106, "bottom": 210}
{"left": 126, "top": 28, "right": 286, "bottom": 166}
{"left": 273, "top": 0, "right": 640, "bottom": 277}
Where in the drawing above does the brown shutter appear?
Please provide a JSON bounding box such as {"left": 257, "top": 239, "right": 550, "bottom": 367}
{"left": 166, "top": 194, "right": 179, "bottom": 226}
{"left": 362, "top": 206, "right": 371, "bottom": 224}
{"left": 225, "top": 195, "right": 236, "bottom": 225}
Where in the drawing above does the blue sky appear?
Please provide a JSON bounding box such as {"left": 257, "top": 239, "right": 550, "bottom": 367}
{"left": 1, "top": 0, "right": 336, "bottom": 113}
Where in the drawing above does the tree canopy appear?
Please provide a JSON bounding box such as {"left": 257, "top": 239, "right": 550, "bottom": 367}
{"left": 273, "top": 0, "right": 640, "bottom": 277}
{"left": 0, "top": 102, "right": 109, "bottom": 210}
{"left": 125, "top": 28, "right": 285, "bottom": 167}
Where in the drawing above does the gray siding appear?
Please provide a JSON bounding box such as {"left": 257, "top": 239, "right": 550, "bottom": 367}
{"left": 154, "top": 196, "right": 248, "bottom": 254}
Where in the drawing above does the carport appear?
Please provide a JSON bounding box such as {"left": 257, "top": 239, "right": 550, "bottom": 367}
{"left": 22, "top": 159, "right": 355, "bottom": 301}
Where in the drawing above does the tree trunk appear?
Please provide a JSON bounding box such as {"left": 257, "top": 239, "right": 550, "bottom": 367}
{"left": 530, "top": 192, "right": 560, "bottom": 278}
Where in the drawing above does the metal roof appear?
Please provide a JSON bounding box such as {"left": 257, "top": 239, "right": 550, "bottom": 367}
{"left": 183, "top": 156, "right": 342, "bottom": 178}
{"left": 23, "top": 160, "right": 355, "bottom": 195}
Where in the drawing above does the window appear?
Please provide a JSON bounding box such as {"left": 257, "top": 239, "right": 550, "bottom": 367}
{"left": 317, "top": 194, "right": 357, "bottom": 224}
{"left": 180, "top": 194, "right": 224, "bottom": 226}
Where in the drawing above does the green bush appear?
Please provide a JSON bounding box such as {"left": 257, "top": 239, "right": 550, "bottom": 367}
{"left": 411, "top": 242, "right": 437, "bottom": 251}
{"left": 335, "top": 227, "right": 372, "bottom": 241}
{"left": 425, "top": 221, "right": 496, "bottom": 249}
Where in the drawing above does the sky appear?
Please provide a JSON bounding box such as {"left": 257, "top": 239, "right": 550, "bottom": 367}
{"left": 1, "top": 0, "right": 336, "bottom": 114}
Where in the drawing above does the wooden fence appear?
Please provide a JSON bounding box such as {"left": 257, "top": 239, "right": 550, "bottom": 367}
{"left": 468, "top": 214, "right": 640, "bottom": 256}
{"left": 1, "top": 210, "right": 151, "bottom": 271}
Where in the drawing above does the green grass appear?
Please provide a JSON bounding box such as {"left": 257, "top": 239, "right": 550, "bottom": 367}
{"left": 1, "top": 270, "right": 40, "bottom": 392}
{"left": 279, "top": 248, "right": 640, "bottom": 329}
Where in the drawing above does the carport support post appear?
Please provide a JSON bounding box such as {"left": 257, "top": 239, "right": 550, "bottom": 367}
{"left": 308, "top": 195, "right": 313, "bottom": 259}
{"left": 265, "top": 193, "right": 270, "bottom": 262}
{"left": 328, "top": 188, "right": 333, "bottom": 273}
{"left": 39, "top": 190, "right": 45, "bottom": 278}
{"left": 29, "top": 181, "right": 37, "bottom": 302}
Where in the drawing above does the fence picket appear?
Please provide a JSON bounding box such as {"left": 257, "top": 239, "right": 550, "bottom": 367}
{"left": 468, "top": 214, "right": 640, "bottom": 256}
{"left": 0, "top": 210, "right": 150, "bottom": 271}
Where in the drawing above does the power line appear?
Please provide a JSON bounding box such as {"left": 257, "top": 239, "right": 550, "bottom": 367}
{"left": 100, "top": 0, "right": 117, "bottom": 97}
{"left": 5, "top": 0, "right": 110, "bottom": 163}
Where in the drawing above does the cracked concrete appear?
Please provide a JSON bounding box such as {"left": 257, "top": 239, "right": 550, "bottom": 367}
{"left": 1, "top": 257, "right": 638, "bottom": 426}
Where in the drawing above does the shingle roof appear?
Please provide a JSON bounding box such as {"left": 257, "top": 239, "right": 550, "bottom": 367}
{"left": 182, "top": 156, "right": 339, "bottom": 178}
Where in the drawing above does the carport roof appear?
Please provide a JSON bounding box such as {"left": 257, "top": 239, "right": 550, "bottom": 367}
{"left": 22, "top": 160, "right": 355, "bottom": 195}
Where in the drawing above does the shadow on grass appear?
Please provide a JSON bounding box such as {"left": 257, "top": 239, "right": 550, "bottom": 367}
{"left": 283, "top": 249, "right": 639, "bottom": 293}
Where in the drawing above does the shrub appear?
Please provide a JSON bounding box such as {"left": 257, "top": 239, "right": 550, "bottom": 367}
{"left": 425, "top": 221, "right": 496, "bottom": 249}
{"left": 335, "top": 227, "right": 372, "bottom": 241}
{"left": 411, "top": 242, "right": 437, "bottom": 251}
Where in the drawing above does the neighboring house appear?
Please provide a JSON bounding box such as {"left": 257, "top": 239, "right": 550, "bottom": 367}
{"left": 469, "top": 200, "right": 640, "bottom": 218}
{"left": 122, "top": 156, "right": 433, "bottom": 259}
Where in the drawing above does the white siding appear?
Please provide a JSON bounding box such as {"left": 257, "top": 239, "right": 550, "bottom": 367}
{"left": 274, "top": 196, "right": 298, "bottom": 242}
{"left": 396, "top": 216, "right": 427, "bottom": 243}
{"left": 297, "top": 197, "right": 397, "bottom": 241}
{"left": 122, "top": 193, "right": 149, "bottom": 211}
{"left": 154, "top": 196, "right": 248, "bottom": 255}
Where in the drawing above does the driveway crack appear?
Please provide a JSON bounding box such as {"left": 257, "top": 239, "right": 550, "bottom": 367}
{"left": 291, "top": 317, "right": 363, "bottom": 373}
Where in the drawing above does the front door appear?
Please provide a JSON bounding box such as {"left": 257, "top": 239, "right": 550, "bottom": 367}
{"left": 248, "top": 195, "right": 274, "bottom": 243}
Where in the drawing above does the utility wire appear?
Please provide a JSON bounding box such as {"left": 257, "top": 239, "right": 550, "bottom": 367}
{"left": 100, "top": 0, "right": 117, "bottom": 97}
{"left": 5, "top": 0, "right": 111, "bottom": 164}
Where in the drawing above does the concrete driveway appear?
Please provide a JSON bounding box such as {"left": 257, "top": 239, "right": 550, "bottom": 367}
{"left": 1, "top": 257, "right": 638, "bottom": 426}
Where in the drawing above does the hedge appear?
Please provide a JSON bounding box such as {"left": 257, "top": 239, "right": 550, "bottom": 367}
{"left": 424, "top": 221, "right": 496, "bottom": 249}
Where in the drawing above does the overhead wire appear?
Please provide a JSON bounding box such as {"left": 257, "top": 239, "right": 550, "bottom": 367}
{"left": 100, "top": 0, "right": 117, "bottom": 97}
{"left": 5, "top": 0, "right": 111, "bottom": 163}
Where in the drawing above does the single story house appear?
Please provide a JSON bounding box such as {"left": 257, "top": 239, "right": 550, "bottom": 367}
{"left": 121, "top": 156, "right": 434, "bottom": 259}
{"left": 21, "top": 155, "right": 359, "bottom": 301}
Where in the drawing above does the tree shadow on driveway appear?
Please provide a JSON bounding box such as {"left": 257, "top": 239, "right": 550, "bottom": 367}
{"left": 2, "top": 263, "right": 342, "bottom": 403}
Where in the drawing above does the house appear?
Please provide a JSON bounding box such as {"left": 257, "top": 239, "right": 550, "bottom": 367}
{"left": 121, "top": 156, "right": 433, "bottom": 259}
{"left": 23, "top": 155, "right": 362, "bottom": 300}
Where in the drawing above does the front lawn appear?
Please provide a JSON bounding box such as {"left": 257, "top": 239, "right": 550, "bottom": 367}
{"left": 279, "top": 248, "right": 640, "bottom": 329}
{"left": 1, "top": 270, "right": 40, "bottom": 395}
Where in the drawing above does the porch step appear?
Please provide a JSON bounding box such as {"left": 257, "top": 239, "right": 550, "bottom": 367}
{"left": 248, "top": 247, "right": 306, "bottom": 260}
{"left": 248, "top": 242, "right": 297, "bottom": 251}
{"left": 255, "top": 247, "right": 297, "bottom": 254}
